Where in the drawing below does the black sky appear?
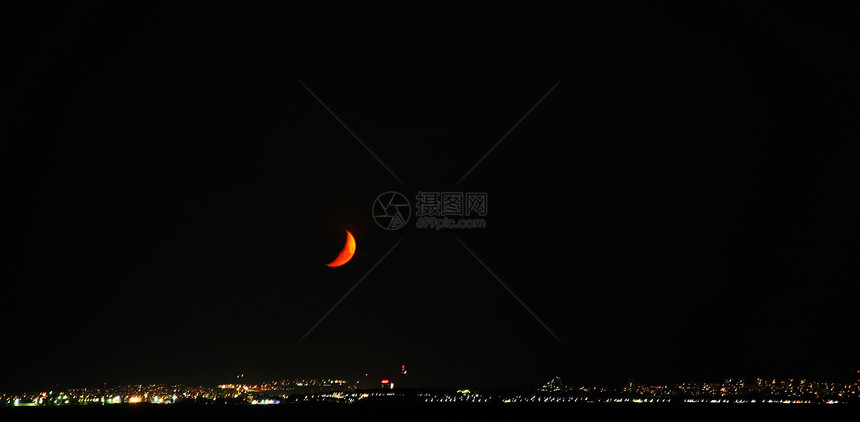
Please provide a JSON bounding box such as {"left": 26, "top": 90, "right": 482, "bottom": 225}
{"left": 5, "top": 2, "right": 859, "bottom": 392}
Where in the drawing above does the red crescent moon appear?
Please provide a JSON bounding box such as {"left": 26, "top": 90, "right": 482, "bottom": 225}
{"left": 325, "top": 230, "right": 356, "bottom": 267}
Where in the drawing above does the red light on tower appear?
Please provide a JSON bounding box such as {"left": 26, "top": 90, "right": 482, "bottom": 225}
{"left": 401, "top": 365, "right": 407, "bottom": 375}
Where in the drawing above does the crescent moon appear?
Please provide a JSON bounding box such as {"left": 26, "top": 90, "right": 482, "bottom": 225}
{"left": 325, "top": 230, "right": 356, "bottom": 267}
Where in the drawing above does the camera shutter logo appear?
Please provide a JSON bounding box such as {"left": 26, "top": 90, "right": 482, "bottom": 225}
{"left": 372, "top": 191, "right": 411, "bottom": 230}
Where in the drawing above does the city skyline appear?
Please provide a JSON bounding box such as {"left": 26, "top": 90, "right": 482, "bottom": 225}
{"left": 3, "top": 373, "right": 859, "bottom": 407}
{"left": 3, "top": 365, "right": 859, "bottom": 395}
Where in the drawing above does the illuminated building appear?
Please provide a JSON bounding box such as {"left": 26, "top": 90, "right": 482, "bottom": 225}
{"left": 540, "top": 376, "right": 564, "bottom": 392}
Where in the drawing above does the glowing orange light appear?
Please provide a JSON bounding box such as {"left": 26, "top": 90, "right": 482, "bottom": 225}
{"left": 326, "top": 230, "right": 356, "bottom": 267}
{"left": 128, "top": 396, "right": 142, "bottom": 403}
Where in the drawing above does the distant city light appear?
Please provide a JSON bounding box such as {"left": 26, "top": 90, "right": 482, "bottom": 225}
{"left": 1, "top": 376, "right": 857, "bottom": 407}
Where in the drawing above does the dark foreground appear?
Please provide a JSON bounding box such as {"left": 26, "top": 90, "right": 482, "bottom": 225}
{"left": 1, "top": 403, "right": 855, "bottom": 421}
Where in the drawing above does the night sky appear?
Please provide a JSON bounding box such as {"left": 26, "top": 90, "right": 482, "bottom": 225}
{"left": 6, "top": 3, "right": 858, "bottom": 392}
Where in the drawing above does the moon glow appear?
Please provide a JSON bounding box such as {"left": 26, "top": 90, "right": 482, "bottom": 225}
{"left": 325, "top": 230, "right": 356, "bottom": 267}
